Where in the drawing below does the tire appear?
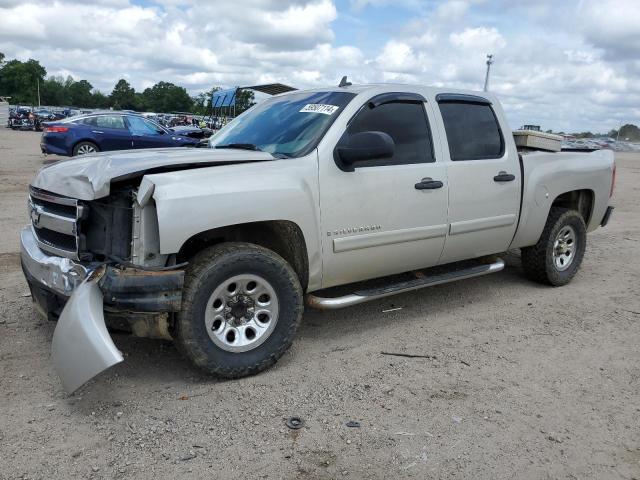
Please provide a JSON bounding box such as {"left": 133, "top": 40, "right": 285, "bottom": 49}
{"left": 72, "top": 141, "right": 99, "bottom": 156}
{"left": 521, "top": 207, "right": 587, "bottom": 286}
{"left": 175, "top": 242, "right": 303, "bottom": 378}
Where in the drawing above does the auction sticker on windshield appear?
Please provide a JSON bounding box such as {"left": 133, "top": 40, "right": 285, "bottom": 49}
{"left": 299, "top": 104, "right": 340, "bottom": 115}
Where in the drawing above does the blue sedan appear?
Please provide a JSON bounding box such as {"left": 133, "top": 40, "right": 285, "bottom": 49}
{"left": 41, "top": 112, "right": 201, "bottom": 156}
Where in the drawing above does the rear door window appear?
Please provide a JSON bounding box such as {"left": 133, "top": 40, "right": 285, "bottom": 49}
{"left": 438, "top": 101, "right": 504, "bottom": 161}
{"left": 96, "top": 115, "right": 127, "bottom": 130}
{"left": 76, "top": 116, "right": 97, "bottom": 126}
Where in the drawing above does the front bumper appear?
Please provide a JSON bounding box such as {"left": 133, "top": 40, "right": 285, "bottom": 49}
{"left": 21, "top": 226, "right": 91, "bottom": 297}
{"left": 20, "top": 226, "right": 184, "bottom": 393}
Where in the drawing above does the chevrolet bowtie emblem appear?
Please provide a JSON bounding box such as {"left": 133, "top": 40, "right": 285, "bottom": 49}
{"left": 30, "top": 205, "right": 41, "bottom": 227}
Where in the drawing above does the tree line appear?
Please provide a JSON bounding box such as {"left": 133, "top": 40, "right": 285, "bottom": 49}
{"left": 0, "top": 53, "right": 254, "bottom": 115}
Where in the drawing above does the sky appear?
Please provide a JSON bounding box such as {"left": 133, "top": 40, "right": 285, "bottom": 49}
{"left": 0, "top": 0, "right": 638, "bottom": 132}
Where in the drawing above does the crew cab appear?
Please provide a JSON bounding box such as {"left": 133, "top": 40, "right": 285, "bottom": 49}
{"left": 20, "top": 83, "right": 615, "bottom": 393}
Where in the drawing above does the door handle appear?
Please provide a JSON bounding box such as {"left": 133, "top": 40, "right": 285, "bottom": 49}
{"left": 494, "top": 171, "right": 515, "bottom": 182}
{"left": 91, "top": 130, "right": 104, "bottom": 134}
{"left": 415, "top": 178, "right": 443, "bottom": 190}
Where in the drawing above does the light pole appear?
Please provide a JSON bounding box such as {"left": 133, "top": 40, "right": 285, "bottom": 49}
{"left": 483, "top": 54, "right": 493, "bottom": 92}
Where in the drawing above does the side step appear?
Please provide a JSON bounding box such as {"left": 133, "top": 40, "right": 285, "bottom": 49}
{"left": 306, "top": 258, "right": 505, "bottom": 310}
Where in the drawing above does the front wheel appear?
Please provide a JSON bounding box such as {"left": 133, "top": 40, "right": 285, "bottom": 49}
{"left": 175, "top": 243, "right": 303, "bottom": 378}
{"left": 521, "top": 207, "right": 587, "bottom": 286}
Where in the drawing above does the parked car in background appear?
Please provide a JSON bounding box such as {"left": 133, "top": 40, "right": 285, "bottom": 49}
{"left": 171, "top": 124, "right": 214, "bottom": 139}
{"left": 40, "top": 112, "right": 201, "bottom": 156}
{"left": 8, "top": 107, "right": 34, "bottom": 130}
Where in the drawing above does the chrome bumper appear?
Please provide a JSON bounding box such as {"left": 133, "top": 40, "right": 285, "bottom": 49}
{"left": 20, "top": 226, "right": 123, "bottom": 394}
{"left": 20, "top": 226, "right": 88, "bottom": 297}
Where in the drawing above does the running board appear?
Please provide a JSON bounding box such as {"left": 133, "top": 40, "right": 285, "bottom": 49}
{"left": 306, "top": 258, "right": 505, "bottom": 310}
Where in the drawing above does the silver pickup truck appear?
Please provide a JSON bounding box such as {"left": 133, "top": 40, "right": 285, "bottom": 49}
{"left": 21, "top": 83, "right": 616, "bottom": 393}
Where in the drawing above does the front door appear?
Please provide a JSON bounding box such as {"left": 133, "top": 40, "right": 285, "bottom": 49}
{"left": 127, "top": 116, "right": 174, "bottom": 149}
{"left": 435, "top": 95, "right": 521, "bottom": 264}
{"left": 318, "top": 94, "right": 449, "bottom": 289}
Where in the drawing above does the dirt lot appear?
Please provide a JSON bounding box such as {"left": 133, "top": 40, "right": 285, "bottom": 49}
{"left": 0, "top": 127, "right": 638, "bottom": 480}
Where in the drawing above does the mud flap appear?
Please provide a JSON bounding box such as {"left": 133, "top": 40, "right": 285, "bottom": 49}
{"left": 51, "top": 277, "right": 124, "bottom": 394}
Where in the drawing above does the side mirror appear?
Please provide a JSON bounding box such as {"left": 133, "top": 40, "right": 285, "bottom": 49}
{"left": 335, "top": 131, "right": 395, "bottom": 171}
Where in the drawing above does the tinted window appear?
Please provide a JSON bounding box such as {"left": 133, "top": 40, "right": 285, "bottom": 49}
{"left": 128, "top": 116, "right": 162, "bottom": 135}
{"left": 346, "top": 101, "right": 434, "bottom": 166}
{"left": 438, "top": 102, "right": 504, "bottom": 160}
{"left": 76, "top": 116, "right": 97, "bottom": 126}
{"left": 95, "top": 115, "right": 126, "bottom": 130}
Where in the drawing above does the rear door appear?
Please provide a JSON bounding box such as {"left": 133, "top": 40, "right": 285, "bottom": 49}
{"left": 93, "top": 115, "right": 133, "bottom": 151}
{"left": 318, "top": 93, "right": 449, "bottom": 288}
{"left": 435, "top": 94, "right": 520, "bottom": 264}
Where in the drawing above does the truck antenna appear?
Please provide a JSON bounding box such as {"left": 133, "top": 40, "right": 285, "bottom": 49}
{"left": 338, "top": 76, "right": 352, "bottom": 87}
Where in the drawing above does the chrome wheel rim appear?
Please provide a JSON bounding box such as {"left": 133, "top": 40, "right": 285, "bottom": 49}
{"left": 77, "top": 144, "right": 96, "bottom": 155}
{"left": 204, "top": 274, "right": 279, "bottom": 352}
{"left": 553, "top": 225, "right": 576, "bottom": 271}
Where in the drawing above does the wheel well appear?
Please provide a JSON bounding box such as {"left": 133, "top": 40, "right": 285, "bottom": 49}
{"left": 73, "top": 139, "right": 99, "bottom": 150}
{"left": 177, "top": 220, "right": 309, "bottom": 292}
{"left": 551, "top": 189, "right": 594, "bottom": 225}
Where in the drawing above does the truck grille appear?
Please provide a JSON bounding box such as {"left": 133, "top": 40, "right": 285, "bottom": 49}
{"left": 29, "top": 187, "right": 83, "bottom": 260}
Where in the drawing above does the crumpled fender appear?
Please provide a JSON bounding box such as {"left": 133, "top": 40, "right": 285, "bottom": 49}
{"left": 51, "top": 273, "right": 123, "bottom": 394}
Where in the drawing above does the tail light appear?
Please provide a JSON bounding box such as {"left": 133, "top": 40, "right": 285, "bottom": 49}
{"left": 44, "top": 126, "right": 69, "bottom": 133}
{"left": 610, "top": 162, "right": 616, "bottom": 197}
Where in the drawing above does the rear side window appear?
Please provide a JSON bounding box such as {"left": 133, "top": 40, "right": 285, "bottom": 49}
{"left": 77, "top": 116, "right": 97, "bottom": 126}
{"left": 347, "top": 101, "right": 434, "bottom": 166}
{"left": 438, "top": 101, "right": 504, "bottom": 161}
{"left": 95, "top": 115, "right": 126, "bottom": 130}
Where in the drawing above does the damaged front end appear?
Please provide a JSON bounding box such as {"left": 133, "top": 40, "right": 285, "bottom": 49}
{"left": 21, "top": 182, "right": 185, "bottom": 394}
{"left": 48, "top": 265, "right": 184, "bottom": 393}
{"left": 51, "top": 268, "right": 123, "bottom": 393}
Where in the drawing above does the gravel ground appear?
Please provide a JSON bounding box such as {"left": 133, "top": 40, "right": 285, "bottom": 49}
{"left": 0, "top": 128, "right": 638, "bottom": 480}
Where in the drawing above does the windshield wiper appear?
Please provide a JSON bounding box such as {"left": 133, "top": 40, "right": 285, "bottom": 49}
{"left": 215, "top": 143, "right": 261, "bottom": 151}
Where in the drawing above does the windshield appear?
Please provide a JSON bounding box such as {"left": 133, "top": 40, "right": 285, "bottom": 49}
{"left": 209, "top": 91, "right": 356, "bottom": 158}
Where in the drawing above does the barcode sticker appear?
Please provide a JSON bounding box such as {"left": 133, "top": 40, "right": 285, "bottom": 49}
{"left": 299, "top": 104, "right": 340, "bottom": 115}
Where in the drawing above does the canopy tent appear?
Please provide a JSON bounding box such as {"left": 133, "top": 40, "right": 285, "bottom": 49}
{"left": 211, "top": 84, "right": 296, "bottom": 110}
{"left": 209, "top": 83, "right": 297, "bottom": 123}
{"left": 243, "top": 83, "right": 297, "bottom": 96}
{"left": 211, "top": 87, "right": 238, "bottom": 109}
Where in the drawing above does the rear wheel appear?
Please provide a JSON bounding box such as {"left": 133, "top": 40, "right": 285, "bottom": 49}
{"left": 73, "top": 141, "right": 99, "bottom": 156}
{"left": 175, "top": 242, "right": 303, "bottom": 378}
{"left": 521, "top": 207, "right": 586, "bottom": 286}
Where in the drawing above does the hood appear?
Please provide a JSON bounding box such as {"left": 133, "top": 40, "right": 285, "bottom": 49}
{"left": 31, "top": 147, "right": 274, "bottom": 200}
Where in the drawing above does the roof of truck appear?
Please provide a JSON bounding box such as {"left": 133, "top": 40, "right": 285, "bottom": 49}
{"left": 275, "top": 83, "right": 495, "bottom": 100}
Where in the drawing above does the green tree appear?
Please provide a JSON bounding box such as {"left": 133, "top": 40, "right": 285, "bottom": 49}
{"left": 68, "top": 79, "right": 93, "bottom": 107}
{"left": 91, "top": 90, "right": 110, "bottom": 109}
{"left": 235, "top": 89, "right": 255, "bottom": 115}
{"left": 40, "top": 76, "right": 68, "bottom": 106}
{"left": 141, "top": 81, "right": 193, "bottom": 112}
{"left": 0, "top": 58, "right": 46, "bottom": 104}
{"left": 618, "top": 124, "right": 640, "bottom": 141}
{"left": 110, "top": 79, "right": 136, "bottom": 110}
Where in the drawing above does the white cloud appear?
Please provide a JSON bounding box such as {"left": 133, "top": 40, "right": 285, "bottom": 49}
{"left": 0, "top": 0, "right": 638, "bottom": 132}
